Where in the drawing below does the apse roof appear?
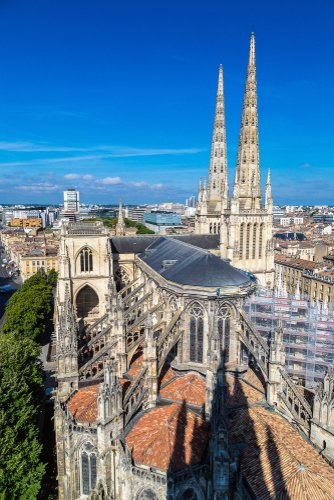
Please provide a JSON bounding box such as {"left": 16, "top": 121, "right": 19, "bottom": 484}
{"left": 138, "top": 236, "right": 253, "bottom": 290}
{"left": 110, "top": 234, "right": 220, "bottom": 254}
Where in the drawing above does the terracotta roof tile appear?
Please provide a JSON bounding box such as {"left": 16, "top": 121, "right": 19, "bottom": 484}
{"left": 68, "top": 384, "right": 99, "bottom": 423}
{"left": 226, "top": 370, "right": 334, "bottom": 499}
{"left": 126, "top": 402, "right": 209, "bottom": 471}
{"left": 159, "top": 365, "right": 176, "bottom": 386}
{"left": 160, "top": 372, "right": 206, "bottom": 407}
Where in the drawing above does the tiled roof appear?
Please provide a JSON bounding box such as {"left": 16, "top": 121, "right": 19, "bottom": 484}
{"left": 160, "top": 366, "right": 176, "bottom": 386}
{"left": 126, "top": 402, "right": 209, "bottom": 471}
{"left": 68, "top": 384, "right": 99, "bottom": 422}
{"left": 226, "top": 370, "right": 334, "bottom": 499}
{"left": 160, "top": 372, "right": 206, "bottom": 407}
{"left": 274, "top": 254, "right": 320, "bottom": 270}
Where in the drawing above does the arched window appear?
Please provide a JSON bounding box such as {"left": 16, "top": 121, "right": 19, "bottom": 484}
{"left": 81, "top": 443, "right": 97, "bottom": 495}
{"left": 213, "top": 223, "right": 217, "bottom": 234}
{"left": 259, "top": 223, "right": 264, "bottom": 258}
{"left": 252, "top": 223, "right": 257, "bottom": 259}
{"left": 217, "top": 305, "right": 231, "bottom": 363}
{"left": 239, "top": 223, "right": 244, "bottom": 258}
{"left": 137, "top": 488, "right": 158, "bottom": 500}
{"left": 189, "top": 303, "right": 204, "bottom": 363}
{"left": 246, "top": 223, "right": 251, "bottom": 259}
{"left": 115, "top": 267, "right": 130, "bottom": 291}
{"left": 177, "top": 488, "right": 199, "bottom": 500}
{"left": 79, "top": 247, "right": 93, "bottom": 273}
{"left": 76, "top": 285, "right": 99, "bottom": 319}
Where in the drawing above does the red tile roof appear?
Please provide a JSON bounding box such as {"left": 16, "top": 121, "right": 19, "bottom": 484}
{"left": 160, "top": 372, "right": 206, "bottom": 407}
{"left": 226, "top": 370, "right": 334, "bottom": 499}
{"left": 68, "top": 384, "right": 99, "bottom": 422}
{"left": 126, "top": 402, "right": 209, "bottom": 471}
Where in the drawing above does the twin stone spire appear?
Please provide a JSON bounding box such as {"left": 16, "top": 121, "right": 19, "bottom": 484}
{"left": 205, "top": 33, "right": 271, "bottom": 212}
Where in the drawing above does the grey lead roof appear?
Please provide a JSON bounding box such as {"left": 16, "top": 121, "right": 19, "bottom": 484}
{"left": 138, "top": 236, "right": 253, "bottom": 290}
{"left": 110, "top": 234, "right": 220, "bottom": 254}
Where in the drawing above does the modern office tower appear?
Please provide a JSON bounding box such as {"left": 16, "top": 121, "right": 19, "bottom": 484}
{"left": 63, "top": 189, "right": 80, "bottom": 221}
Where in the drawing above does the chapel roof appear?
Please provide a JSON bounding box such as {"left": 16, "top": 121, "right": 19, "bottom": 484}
{"left": 125, "top": 401, "right": 209, "bottom": 471}
{"left": 226, "top": 370, "right": 334, "bottom": 499}
{"left": 138, "top": 236, "right": 254, "bottom": 291}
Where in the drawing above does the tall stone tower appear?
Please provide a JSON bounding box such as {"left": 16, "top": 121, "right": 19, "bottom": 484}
{"left": 195, "top": 65, "right": 228, "bottom": 235}
{"left": 195, "top": 34, "right": 274, "bottom": 288}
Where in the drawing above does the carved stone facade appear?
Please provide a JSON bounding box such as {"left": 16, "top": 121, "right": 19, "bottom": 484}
{"left": 195, "top": 34, "right": 274, "bottom": 289}
{"left": 54, "top": 225, "right": 334, "bottom": 499}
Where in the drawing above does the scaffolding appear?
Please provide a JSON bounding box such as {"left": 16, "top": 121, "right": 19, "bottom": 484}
{"left": 244, "top": 289, "right": 334, "bottom": 388}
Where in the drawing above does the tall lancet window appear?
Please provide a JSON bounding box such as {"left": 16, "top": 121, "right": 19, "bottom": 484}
{"left": 259, "top": 223, "right": 264, "bottom": 258}
{"left": 217, "top": 304, "right": 231, "bottom": 363}
{"left": 189, "top": 303, "right": 204, "bottom": 363}
{"left": 81, "top": 443, "right": 97, "bottom": 495}
{"left": 79, "top": 247, "right": 93, "bottom": 272}
{"left": 246, "top": 223, "right": 251, "bottom": 259}
{"left": 252, "top": 224, "right": 257, "bottom": 259}
{"left": 239, "top": 224, "right": 244, "bottom": 258}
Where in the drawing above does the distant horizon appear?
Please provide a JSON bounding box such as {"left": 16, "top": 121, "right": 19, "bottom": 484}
{"left": 0, "top": 1, "right": 333, "bottom": 204}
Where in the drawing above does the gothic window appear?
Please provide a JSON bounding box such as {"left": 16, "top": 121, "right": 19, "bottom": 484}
{"left": 213, "top": 223, "right": 217, "bottom": 234}
{"left": 239, "top": 223, "right": 244, "bottom": 258}
{"left": 177, "top": 488, "right": 199, "bottom": 500}
{"left": 209, "top": 223, "right": 212, "bottom": 234}
{"left": 246, "top": 223, "right": 251, "bottom": 259}
{"left": 81, "top": 443, "right": 97, "bottom": 495}
{"left": 79, "top": 247, "right": 93, "bottom": 273}
{"left": 76, "top": 285, "right": 99, "bottom": 319}
{"left": 189, "top": 303, "right": 204, "bottom": 363}
{"left": 217, "top": 305, "right": 231, "bottom": 363}
{"left": 115, "top": 267, "right": 130, "bottom": 291}
{"left": 259, "top": 223, "right": 264, "bottom": 258}
{"left": 137, "top": 489, "right": 158, "bottom": 500}
{"left": 252, "top": 223, "right": 257, "bottom": 259}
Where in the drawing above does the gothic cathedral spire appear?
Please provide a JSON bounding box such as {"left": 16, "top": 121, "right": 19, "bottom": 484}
{"left": 233, "top": 33, "right": 261, "bottom": 210}
{"left": 208, "top": 65, "right": 229, "bottom": 209}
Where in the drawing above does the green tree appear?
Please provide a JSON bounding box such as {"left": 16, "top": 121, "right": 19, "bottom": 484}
{"left": 47, "top": 269, "right": 58, "bottom": 286}
{"left": 0, "top": 333, "right": 45, "bottom": 498}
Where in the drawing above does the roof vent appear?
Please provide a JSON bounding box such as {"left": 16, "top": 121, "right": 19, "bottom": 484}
{"left": 162, "top": 259, "right": 178, "bottom": 271}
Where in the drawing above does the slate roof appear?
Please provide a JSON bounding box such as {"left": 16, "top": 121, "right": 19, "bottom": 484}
{"left": 110, "top": 234, "right": 220, "bottom": 254}
{"left": 138, "top": 236, "right": 253, "bottom": 290}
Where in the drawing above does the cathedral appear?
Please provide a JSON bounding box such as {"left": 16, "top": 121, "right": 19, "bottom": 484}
{"left": 195, "top": 34, "right": 274, "bottom": 289}
{"left": 54, "top": 35, "right": 334, "bottom": 500}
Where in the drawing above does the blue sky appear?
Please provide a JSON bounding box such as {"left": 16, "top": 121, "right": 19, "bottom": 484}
{"left": 0, "top": 0, "right": 333, "bottom": 205}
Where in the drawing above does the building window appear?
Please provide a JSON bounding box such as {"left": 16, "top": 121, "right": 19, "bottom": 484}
{"left": 252, "top": 224, "right": 257, "bottom": 259}
{"left": 259, "top": 223, "right": 264, "bottom": 258}
{"left": 189, "top": 303, "right": 204, "bottom": 363}
{"left": 81, "top": 444, "right": 97, "bottom": 495}
{"left": 239, "top": 223, "right": 244, "bottom": 258}
{"left": 217, "top": 305, "right": 231, "bottom": 363}
{"left": 79, "top": 247, "right": 93, "bottom": 272}
{"left": 246, "top": 223, "right": 251, "bottom": 259}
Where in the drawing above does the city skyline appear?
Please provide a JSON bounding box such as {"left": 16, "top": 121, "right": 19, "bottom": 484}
{"left": 0, "top": 0, "right": 333, "bottom": 204}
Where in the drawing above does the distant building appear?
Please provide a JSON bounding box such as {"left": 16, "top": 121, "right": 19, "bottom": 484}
{"left": 63, "top": 189, "right": 80, "bottom": 221}
{"left": 185, "top": 196, "right": 196, "bottom": 208}
{"left": 127, "top": 206, "right": 147, "bottom": 222}
{"left": 144, "top": 211, "right": 181, "bottom": 226}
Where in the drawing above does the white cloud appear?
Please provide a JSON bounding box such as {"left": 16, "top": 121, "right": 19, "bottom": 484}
{"left": 18, "top": 182, "right": 59, "bottom": 192}
{"left": 64, "top": 173, "right": 95, "bottom": 180}
{"left": 97, "top": 176, "right": 122, "bottom": 185}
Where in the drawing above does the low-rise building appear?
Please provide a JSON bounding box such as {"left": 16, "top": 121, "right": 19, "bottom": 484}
{"left": 275, "top": 254, "right": 334, "bottom": 304}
